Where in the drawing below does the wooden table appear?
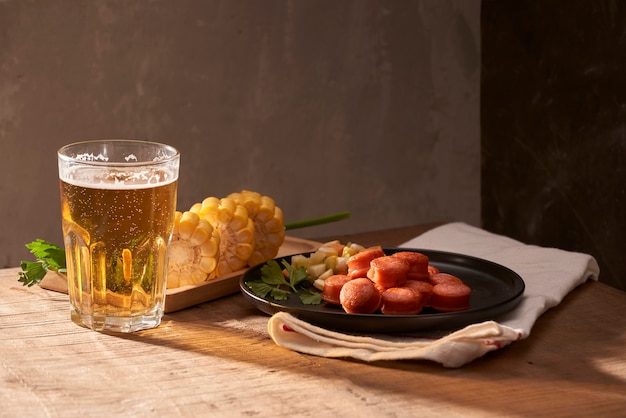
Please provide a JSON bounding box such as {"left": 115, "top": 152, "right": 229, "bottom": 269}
{"left": 1, "top": 224, "right": 625, "bottom": 417}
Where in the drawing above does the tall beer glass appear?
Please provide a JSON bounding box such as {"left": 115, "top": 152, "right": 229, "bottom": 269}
{"left": 58, "top": 140, "right": 180, "bottom": 332}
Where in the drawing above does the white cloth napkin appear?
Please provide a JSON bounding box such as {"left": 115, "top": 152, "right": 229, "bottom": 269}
{"left": 267, "top": 222, "right": 600, "bottom": 367}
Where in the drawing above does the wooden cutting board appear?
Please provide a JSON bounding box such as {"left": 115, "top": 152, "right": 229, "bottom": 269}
{"left": 39, "top": 236, "right": 321, "bottom": 313}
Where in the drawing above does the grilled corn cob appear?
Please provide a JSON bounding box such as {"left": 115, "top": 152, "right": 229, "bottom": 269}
{"left": 191, "top": 196, "right": 256, "bottom": 277}
{"left": 167, "top": 210, "right": 220, "bottom": 288}
{"left": 166, "top": 190, "right": 286, "bottom": 288}
{"left": 227, "top": 190, "right": 285, "bottom": 267}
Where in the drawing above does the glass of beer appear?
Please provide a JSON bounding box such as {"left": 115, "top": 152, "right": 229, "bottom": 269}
{"left": 57, "top": 139, "right": 180, "bottom": 332}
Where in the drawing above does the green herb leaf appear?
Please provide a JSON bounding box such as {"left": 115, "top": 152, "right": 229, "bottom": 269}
{"left": 245, "top": 281, "right": 275, "bottom": 298}
{"left": 299, "top": 290, "right": 323, "bottom": 305}
{"left": 18, "top": 261, "right": 49, "bottom": 287}
{"left": 246, "top": 258, "right": 323, "bottom": 305}
{"left": 18, "top": 239, "right": 66, "bottom": 287}
{"left": 25, "top": 239, "right": 66, "bottom": 271}
{"left": 281, "top": 260, "right": 307, "bottom": 289}
{"left": 260, "top": 260, "right": 290, "bottom": 286}
{"left": 269, "top": 287, "right": 290, "bottom": 301}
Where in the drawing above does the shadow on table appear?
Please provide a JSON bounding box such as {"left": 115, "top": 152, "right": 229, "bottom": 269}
{"left": 110, "top": 283, "right": 625, "bottom": 416}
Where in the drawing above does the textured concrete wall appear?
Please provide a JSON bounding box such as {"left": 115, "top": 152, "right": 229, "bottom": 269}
{"left": 0, "top": 0, "right": 480, "bottom": 268}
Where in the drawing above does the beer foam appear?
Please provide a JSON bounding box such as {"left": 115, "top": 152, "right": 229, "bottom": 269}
{"left": 75, "top": 152, "right": 110, "bottom": 162}
{"left": 62, "top": 166, "right": 177, "bottom": 189}
{"left": 75, "top": 152, "right": 167, "bottom": 163}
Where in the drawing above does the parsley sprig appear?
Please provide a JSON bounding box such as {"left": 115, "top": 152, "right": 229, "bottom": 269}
{"left": 18, "top": 239, "right": 66, "bottom": 287}
{"left": 245, "top": 259, "right": 322, "bottom": 305}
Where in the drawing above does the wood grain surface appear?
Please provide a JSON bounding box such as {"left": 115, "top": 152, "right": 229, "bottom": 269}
{"left": 1, "top": 225, "right": 625, "bottom": 417}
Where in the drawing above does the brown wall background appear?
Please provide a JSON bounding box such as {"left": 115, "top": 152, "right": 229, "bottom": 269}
{"left": 3, "top": 1, "right": 622, "bottom": 291}
{"left": 0, "top": 1, "right": 481, "bottom": 268}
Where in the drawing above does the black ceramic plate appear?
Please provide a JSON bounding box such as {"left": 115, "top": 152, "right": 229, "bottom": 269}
{"left": 239, "top": 248, "right": 525, "bottom": 333}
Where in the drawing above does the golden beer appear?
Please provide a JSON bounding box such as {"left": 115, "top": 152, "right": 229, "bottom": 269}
{"left": 58, "top": 140, "right": 179, "bottom": 332}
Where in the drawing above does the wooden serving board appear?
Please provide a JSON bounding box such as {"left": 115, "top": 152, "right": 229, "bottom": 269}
{"left": 39, "top": 236, "right": 322, "bottom": 313}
